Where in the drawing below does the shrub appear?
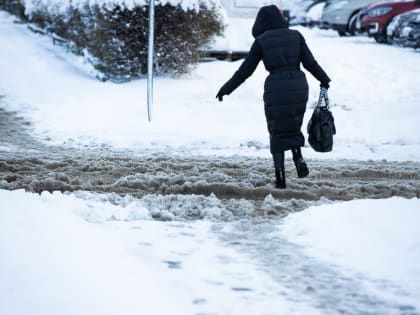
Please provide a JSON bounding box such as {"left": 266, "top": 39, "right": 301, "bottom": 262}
{"left": 0, "top": 0, "right": 26, "bottom": 20}
{"left": 2, "top": 0, "right": 224, "bottom": 81}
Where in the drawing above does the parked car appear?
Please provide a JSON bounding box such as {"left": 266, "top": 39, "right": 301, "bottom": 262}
{"left": 320, "top": 0, "right": 380, "bottom": 35}
{"left": 358, "top": 0, "right": 420, "bottom": 42}
{"left": 306, "top": 0, "right": 329, "bottom": 26}
{"left": 387, "top": 8, "right": 420, "bottom": 47}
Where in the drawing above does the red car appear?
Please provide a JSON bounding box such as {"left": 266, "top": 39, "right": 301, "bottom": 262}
{"left": 359, "top": 0, "right": 420, "bottom": 42}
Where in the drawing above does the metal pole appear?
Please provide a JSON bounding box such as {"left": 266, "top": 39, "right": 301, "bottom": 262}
{"left": 147, "top": 0, "right": 155, "bottom": 122}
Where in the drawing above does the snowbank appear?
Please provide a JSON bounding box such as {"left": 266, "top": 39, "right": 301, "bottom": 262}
{"left": 281, "top": 197, "right": 420, "bottom": 310}
{"left": 5, "top": 190, "right": 418, "bottom": 314}
{"left": 24, "top": 0, "right": 221, "bottom": 15}
{"left": 0, "top": 190, "right": 191, "bottom": 315}
{"left": 0, "top": 189, "right": 323, "bottom": 315}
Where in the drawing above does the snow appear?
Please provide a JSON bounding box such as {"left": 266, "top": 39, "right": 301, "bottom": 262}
{"left": 23, "top": 0, "right": 221, "bottom": 15}
{"left": 306, "top": 2, "right": 325, "bottom": 22}
{"left": 281, "top": 197, "right": 420, "bottom": 310}
{"left": 1, "top": 11, "right": 419, "bottom": 161}
{"left": 0, "top": 189, "right": 192, "bottom": 315}
{"left": 1, "top": 8, "right": 420, "bottom": 314}
{"left": 0, "top": 189, "right": 322, "bottom": 315}
{"left": 2, "top": 189, "right": 420, "bottom": 314}
{"left": 211, "top": 17, "right": 255, "bottom": 51}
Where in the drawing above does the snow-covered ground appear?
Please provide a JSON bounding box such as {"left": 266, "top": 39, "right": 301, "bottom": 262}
{"left": 1, "top": 9, "right": 420, "bottom": 315}
{"left": 0, "top": 189, "right": 324, "bottom": 315}
{"left": 2, "top": 189, "right": 420, "bottom": 314}
{"left": 0, "top": 11, "right": 419, "bottom": 161}
{"left": 2, "top": 190, "right": 420, "bottom": 315}
{"left": 281, "top": 197, "right": 420, "bottom": 311}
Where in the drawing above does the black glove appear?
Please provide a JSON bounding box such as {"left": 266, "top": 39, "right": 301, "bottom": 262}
{"left": 216, "top": 90, "right": 225, "bottom": 102}
{"left": 216, "top": 85, "right": 229, "bottom": 102}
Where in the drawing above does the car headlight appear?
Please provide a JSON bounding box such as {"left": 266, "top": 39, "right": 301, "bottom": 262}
{"left": 368, "top": 7, "right": 393, "bottom": 17}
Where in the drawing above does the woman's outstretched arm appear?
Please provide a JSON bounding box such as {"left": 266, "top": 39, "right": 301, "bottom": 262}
{"left": 216, "top": 41, "right": 262, "bottom": 101}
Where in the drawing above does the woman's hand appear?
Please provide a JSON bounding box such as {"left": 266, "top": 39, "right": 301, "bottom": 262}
{"left": 216, "top": 84, "right": 230, "bottom": 102}
{"left": 216, "top": 89, "right": 226, "bottom": 102}
{"left": 319, "top": 87, "right": 329, "bottom": 107}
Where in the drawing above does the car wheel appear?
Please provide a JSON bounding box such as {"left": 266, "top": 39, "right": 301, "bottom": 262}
{"left": 374, "top": 34, "right": 387, "bottom": 43}
{"left": 348, "top": 13, "right": 359, "bottom": 36}
{"left": 375, "top": 22, "right": 391, "bottom": 43}
{"left": 338, "top": 30, "right": 346, "bottom": 36}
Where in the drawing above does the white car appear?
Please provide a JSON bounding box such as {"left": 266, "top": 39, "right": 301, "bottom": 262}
{"left": 321, "top": 0, "right": 379, "bottom": 35}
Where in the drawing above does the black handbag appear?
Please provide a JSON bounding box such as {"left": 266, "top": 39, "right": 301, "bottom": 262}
{"left": 307, "top": 89, "right": 336, "bottom": 152}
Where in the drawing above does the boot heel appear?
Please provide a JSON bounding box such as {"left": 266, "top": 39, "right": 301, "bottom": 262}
{"left": 295, "top": 158, "right": 309, "bottom": 178}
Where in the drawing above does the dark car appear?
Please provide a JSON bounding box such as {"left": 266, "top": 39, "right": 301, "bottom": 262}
{"left": 358, "top": 0, "right": 420, "bottom": 42}
{"left": 387, "top": 8, "right": 420, "bottom": 47}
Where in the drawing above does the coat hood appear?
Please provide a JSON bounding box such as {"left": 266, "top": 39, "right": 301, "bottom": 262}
{"left": 252, "top": 5, "right": 288, "bottom": 38}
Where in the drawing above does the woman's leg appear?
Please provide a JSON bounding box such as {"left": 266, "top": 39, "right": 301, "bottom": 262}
{"left": 273, "top": 151, "right": 285, "bottom": 170}
{"left": 272, "top": 151, "right": 286, "bottom": 188}
{"left": 292, "top": 147, "right": 309, "bottom": 178}
{"left": 291, "top": 147, "right": 302, "bottom": 161}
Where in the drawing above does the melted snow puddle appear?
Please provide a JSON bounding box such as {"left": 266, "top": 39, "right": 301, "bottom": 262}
{"left": 1, "top": 153, "right": 419, "bottom": 202}
{"left": 1, "top": 106, "right": 419, "bottom": 202}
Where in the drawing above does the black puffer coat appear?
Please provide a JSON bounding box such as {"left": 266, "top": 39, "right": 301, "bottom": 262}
{"left": 218, "top": 5, "right": 331, "bottom": 153}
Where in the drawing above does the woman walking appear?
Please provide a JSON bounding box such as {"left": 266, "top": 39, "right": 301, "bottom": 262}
{"left": 216, "top": 5, "right": 331, "bottom": 189}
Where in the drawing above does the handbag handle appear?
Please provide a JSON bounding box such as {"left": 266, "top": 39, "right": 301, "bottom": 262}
{"left": 317, "top": 88, "right": 330, "bottom": 109}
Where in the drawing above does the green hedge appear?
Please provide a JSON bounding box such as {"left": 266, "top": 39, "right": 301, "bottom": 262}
{"left": 1, "top": 1, "right": 224, "bottom": 81}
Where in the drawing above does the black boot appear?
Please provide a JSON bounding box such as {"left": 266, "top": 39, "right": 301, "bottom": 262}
{"left": 294, "top": 158, "right": 309, "bottom": 178}
{"left": 292, "top": 148, "right": 309, "bottom": 178}
{"left": 275, "top": 168, "right": 286, "bottom": 189}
